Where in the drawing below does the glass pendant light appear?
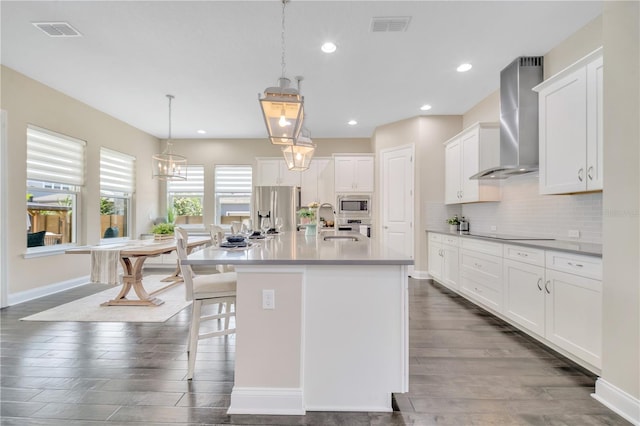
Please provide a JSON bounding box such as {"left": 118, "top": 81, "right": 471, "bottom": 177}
{"left": 258, "top": 0, "right": 304, "bottom": 145}
{"left": 282, "top": 127, "right": 315, "bottom": 171}
{"left": 152, "top": 94, "right": 187, "bottom": 180}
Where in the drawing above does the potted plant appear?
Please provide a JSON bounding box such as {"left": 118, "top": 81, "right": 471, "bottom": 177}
{"left": 151, "top": 222, "right": 175, "bottom": 240}
{"left": 297, "top": 208, "right": 315, "bottom": 225}
{"left": 446, "top": 215, "right": 460, "bottom": 232}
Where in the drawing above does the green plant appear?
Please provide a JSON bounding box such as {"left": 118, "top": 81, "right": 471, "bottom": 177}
{"left": 446, "top": 215, "right": 460, "bottom": 225}
{"left": 151, "top": 222, "right": 175, "bottom": 235}
{"left": 297, "top": 209, "right": 315, "bottom": 219}
{"left": 173, "top": 197, "right": 202, "bottom": 216}
{"left": 100, "top": 197, "right": 115, "bottom": 215}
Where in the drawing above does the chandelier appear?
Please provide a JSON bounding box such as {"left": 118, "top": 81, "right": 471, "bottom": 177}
{"left": 282, "top": 126, "right": 316, "bottom": 171}
{"left": 258, "top": 0, "right": 304, "bottom": 145}
{"left": 152, "top": 94, "right": 187, "bottom": 180}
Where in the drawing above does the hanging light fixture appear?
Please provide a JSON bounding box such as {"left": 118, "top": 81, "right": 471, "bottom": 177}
{"left": 259, "top": 0, "right": 304, "bottom": 145}
{"left": 282, "top": 126, "right": 315, "bottom": 171}
{"left": 152, "top": 94, "right": 187, "bottom": 180}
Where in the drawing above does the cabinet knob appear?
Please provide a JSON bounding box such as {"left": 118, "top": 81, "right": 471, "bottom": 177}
{"left": 587, "top": 166, "right": 594, "bottom": 181}
{"left": 578, "top": 168, "right": 584, "bottom": 182}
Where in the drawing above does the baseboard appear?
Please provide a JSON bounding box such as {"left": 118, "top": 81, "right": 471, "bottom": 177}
{"left": 305, "top": 404, "right": 392, "bottom": 412}
{"left": 8, "top": 275, "right": 90, "bottom": 306}
{"left": 593, "top": 378, "right": 640, "bottom": 425}
{"left": 410, "top": 270, "right": 429, "bottom": 280}
{"left": 227, "top": 387, "right": 305, "bottom": 415}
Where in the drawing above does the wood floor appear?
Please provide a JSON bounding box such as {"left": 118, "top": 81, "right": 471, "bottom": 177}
{"left": 1, "top": 278, "right": 629, "bottom": 425}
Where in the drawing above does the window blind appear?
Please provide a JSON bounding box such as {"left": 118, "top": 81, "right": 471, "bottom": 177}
{"left": 26, "top": 126, "right": 86, "bottom": 186}
{"left": 100, "top": 148, "right": 135, "bottom": 194}
{"left": 168, "top": 165, "right": 204, "bottom": 194}
{"left": 215, "top": 166, "right": 252, "bottom": 193}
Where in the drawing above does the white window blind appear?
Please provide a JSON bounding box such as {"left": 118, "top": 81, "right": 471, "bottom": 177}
{"left": 100, "top": 148, "right": 135, "bottom": 194}
{"left": 168, "top": 165, "right": 204, "bottom": 194}
{"left": 215, "top": 165, "right": 252, "bottom": 193}
{"left": 27, "top": 126, "right": 86, "bottom": 186}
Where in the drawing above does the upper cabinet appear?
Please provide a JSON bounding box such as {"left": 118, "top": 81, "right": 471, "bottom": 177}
{"left": 300, "top": 158, "right": 335, "bottom": 206}
{"left": 334, "top": 154, "right": 374, "bottom": 193}
{"left": 255, "top": 158, "right": 301, "bottom": 187}
{"left": 444, "top": 122, "right": 501, "bottom": 204}
{"left": 534, "top": 47, "right": 603, "bottom": 194}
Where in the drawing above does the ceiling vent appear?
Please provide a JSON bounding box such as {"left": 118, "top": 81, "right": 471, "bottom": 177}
{"left": 32, "top": 22, "right": 82, "bottom": 37}
{"left": 370, "top": 17, "right": 411, "bottom": 33}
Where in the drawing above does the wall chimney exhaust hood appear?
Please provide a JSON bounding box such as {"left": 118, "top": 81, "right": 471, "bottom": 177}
{"left": 471, "top": 56, "right": 543, "bottom": 179}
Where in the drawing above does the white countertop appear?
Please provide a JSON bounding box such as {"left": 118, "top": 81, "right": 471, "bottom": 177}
{"left": 183, "top": 231, "right": 414, "bottom": 266}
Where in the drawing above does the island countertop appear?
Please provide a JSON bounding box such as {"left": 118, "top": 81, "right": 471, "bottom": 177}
{"left": 183, "top": 231, "right": 414, "bottom": 266}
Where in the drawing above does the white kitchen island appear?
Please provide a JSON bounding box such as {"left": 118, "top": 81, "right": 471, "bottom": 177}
{"left": 183, "top": 231, "right": 413, "bottom": 415}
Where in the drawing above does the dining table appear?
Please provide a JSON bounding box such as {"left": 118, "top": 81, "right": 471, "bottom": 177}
{"left": 67, "top": 235, "right": 210, "bottom": 306}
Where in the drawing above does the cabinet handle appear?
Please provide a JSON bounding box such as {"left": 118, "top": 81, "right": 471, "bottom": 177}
{"left": 537, "top": 278, "right": 542, "bottom": 291}
{"left": 587, "top": 166, "right": 594, "bottom": 181}
{"left": 567, "top": 262, "right": 584, "bottom": 268}
{"left": 517, "top": 252, "right": 528, "bottom": 257}
{"left": 544, "top": 280, "right": 551, "bottom": 294}
{"left": 473, "top": 262, "right": 482, "bottom": 269}
{"left": 578, "top": 168, "right": 584, "bottom": 182}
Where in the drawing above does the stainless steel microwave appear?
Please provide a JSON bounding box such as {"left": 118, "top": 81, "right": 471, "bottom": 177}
{"left": 336, "top": 194, "right": 371, "bottom": 217}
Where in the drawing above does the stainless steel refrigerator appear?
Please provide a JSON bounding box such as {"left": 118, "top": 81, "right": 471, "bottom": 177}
{"left": 252, "top": 186, "right": 301, "bottom": 232}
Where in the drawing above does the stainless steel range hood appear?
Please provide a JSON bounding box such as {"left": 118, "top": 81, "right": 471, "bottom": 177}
{"left": 471, "top": 56, "right": 543, "bottom": 179}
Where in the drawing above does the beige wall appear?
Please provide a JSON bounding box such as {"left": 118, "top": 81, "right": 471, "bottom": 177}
{"left": 372, "top": 115, "right": 462, "bottom": 274}
{"left": 462, "top": 90, "right": 499, "bottom": 129}
{"left": 601, "top": 1, "right": 639, "bottom": 401}
{"left": 1, "top": 66, "right": 160, "bottom": 295}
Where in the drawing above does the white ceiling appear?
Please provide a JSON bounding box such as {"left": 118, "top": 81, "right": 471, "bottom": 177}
{"left": 1, "top": 1, "right": 603, "bottom": 140}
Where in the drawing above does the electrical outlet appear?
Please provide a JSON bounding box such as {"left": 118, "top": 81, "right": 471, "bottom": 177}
{"left": 490, "top": 225, "right": 497, "bottom": 231}
{"left": 568, "top": 230, "right": 580, "bottom": 238}
{"left": 262, "top": 289, "right": 275, "bottom": 310}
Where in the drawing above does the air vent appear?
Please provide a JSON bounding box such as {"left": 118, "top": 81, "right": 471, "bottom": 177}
{"left": 32, "top": 22, "right": 82, "bottom": 37}
{"left": 370, "top": 16, "right": 411, "bottom": 33}
{"left": 519, "top": 56, "right": 543, "bottom": 67}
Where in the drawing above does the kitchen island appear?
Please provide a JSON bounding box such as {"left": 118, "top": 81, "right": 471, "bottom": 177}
{"left": 183, "top": 231, "right": 413, "bottom": 415}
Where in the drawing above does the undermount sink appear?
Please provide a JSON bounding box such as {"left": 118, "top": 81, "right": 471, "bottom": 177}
{"left": 323, "top": 235, "right": 359, "bottom": 242}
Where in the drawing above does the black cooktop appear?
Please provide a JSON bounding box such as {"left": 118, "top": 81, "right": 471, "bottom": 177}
{"left": 462, "top": 232, "right": 555, "bottom": 241}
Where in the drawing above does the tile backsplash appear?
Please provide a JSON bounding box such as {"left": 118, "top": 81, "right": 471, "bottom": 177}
{"left": 459, "top": 174, "right": 602, "bottom": 243}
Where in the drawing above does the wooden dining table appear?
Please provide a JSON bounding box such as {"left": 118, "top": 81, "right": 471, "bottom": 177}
{"left": 67, "top": 236, "right": 210, "bottom": 306}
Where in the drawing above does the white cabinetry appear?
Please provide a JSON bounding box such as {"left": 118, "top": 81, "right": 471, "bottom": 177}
{"left": 256, "top": 158, "right": 301, "bottom": 186}
{"left": 427, "top": 233, "right": 459, "bottom": 290}
{"left": 334, "top": 155, "right": 374, "bottom": 193}
{"left": 459, "top": 238, "right": 503, "bottom": 311}
{"left": 444, "top": 122, "right": 501, "bottom": 204}
{"left": 300, "top": 158, "right": 335, "bottom": 206}
{"left": 534, "top": 47, "right": 603, "bottom": 194}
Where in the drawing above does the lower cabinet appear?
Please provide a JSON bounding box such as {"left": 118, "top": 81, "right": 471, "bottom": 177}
{"left": 427, "top": 233, "right": 459, "bottom": 290}
{"left": 503, "top": 259, "right": 546, "bottom": 336}
{"left": 459, "top": 241, "right": 503, "bottom": 312}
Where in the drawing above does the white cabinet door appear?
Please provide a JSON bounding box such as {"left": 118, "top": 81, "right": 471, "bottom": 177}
{"left": 279, "top": 162, "right": 301, "bottom": 186}
{"left": 503, "top": 259, "right": 545, "bottom": 336}
{"left": 300, "top": 159, "right": 333, "bottom": 206}
{"left": 316, "top": 159, "right": 335, "bottom": 205}
{"left": 334, "top": 155, "right": 374, "bottom": 193}
{"left": 441, "top": 244, "right": 459, "bottom": 290}
{"left": 428, "top": 241, "right": 443, "bottom": 282}
{"left": 459, "top": 248, "right": 503, "bottom": 312}
{"left": 256, "top": 160, "right": 281, "bottom": 186}
{"left": 460, "top": 129, "right": 480, "bottom": 202}
{"left": 444, "top": 139, "right": 461, "bottom": 204}
{"left": 538, "top": 67, "right": 587, "bottom": 194}
{"left": 586, "top": 55, "right": 603, "bottom": 191}
{"left": 545, "top": 269, "right": 602, "bottom": 368}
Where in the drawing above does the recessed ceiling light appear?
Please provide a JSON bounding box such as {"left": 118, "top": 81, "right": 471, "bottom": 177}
{"left": 197, "top": 129, "right": 207, "bottom": 134}
{"left": 420, "top": 104, "right": 432, "bottom": 111}
{"left": 321, "top": 42, "right": 337, "bottom": 53}
{"left": 457, "top": 63, "right": 473, "bottom": 73}
{"left": 348, "top": 120, "right": 358, "bottom": 126}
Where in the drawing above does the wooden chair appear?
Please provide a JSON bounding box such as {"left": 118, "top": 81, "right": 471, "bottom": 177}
{"left": 210, "top": 225, "right": 235, "bottom": 273}
{"left": 175, "top": 227, "right": 237, "bottom": 380}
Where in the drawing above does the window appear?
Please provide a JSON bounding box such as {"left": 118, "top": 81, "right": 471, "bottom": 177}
{"left": 167, "top": 165, "right": 204, "bottom": 229}
{"left": 26, "top": 126, "right": 85, "bottom": 249}
{"left": 214, "top": 165, "right": 252, "bottom": 226}
{"left": 100, "top": 148, "right": 135, "bottom": 240}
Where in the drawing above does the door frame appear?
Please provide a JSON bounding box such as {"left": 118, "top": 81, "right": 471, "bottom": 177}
{"left": 1, "top": 110, "right": 8, "bottom": 307}
{"left": 379, "top": 143, "right": 415, "bottom": 276}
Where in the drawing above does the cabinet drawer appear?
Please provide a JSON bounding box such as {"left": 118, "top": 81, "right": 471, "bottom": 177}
{"left": 545, "top": 251, "right": 602, "bottom": 280}
{"left": 428, "top": 232, "right": 443, "bottom": 243}
{"left": 442, "top": 235, "right": 459, "bottom": 246}
{"left": 503, "top": 244, "right": 545, "bottom": 267}
{"left": 460, "top": 249, "right": 503, "bottom": 291}
{"left": 460, "top": 238, "right": 503, "bottom": 256}
{"left": 460, "top": 277, "right": 501, "bottom": 312}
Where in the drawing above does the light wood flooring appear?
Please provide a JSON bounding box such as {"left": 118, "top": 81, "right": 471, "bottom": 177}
{"left": 1, "top": 277, "right": 630, "bottom": 425}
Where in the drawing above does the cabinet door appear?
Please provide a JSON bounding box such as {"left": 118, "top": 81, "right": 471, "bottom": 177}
{"left": 460, "top": 130, "right": 480, "bottom": 202}
{"left": 444, "top": 139, "right": 461, "bottom": 204}
{"left": 279, "top": 161, "right": 301, "bottom": 187}
{"left": 256, "top": 160, "right": 281, "bottom": 186}
{"left": 545, "top": 269, "right": 602, "bottom": 368}
{"left": 503, "top": 259, "right": 545, "bottom": 336}
{"left": 428, "top": 241, "right": 443, "bottom": 282}
{"left": 334, "top": 157, "right": 356, "bottom": 192}
{"left": 441, "top": 244, "right": 459, "bottom": 290}
{"left": 354, "top": 156, "right": 374, "bottom": 192}
{"left": 300, "top": 161, "right": 320, "bottom": 206}
{"left": 316, "top": 159, "right": 335, "bottom": 205}
{"left": 539, "top": 67, "right": 588, "bottom": 194}
{"left": 459, "top": 249, "right": 503, "bottom": 312}
{"left": 586, "top": 56, "right": 603, "bottom": 191}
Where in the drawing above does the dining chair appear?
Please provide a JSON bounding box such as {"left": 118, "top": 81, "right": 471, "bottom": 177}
{"left": 210, "top": 224, "right": 235, "bottom": 273}
{"left": 175, "top": 227, "right": 237, "bottom": 380}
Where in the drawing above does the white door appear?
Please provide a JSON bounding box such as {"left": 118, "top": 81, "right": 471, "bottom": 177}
{"left": 381, "top": 145, "right": 414, "bottom": 275}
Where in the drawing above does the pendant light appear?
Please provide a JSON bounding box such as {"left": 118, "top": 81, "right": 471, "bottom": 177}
{"left": 152, "top": 94, "right": 187, "bottom": 181}
{"left": 282, "top": 126, "right": 315, "bottom": 171}
{"left": 259, "top": 0, "right": 304, "bottom": 145}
